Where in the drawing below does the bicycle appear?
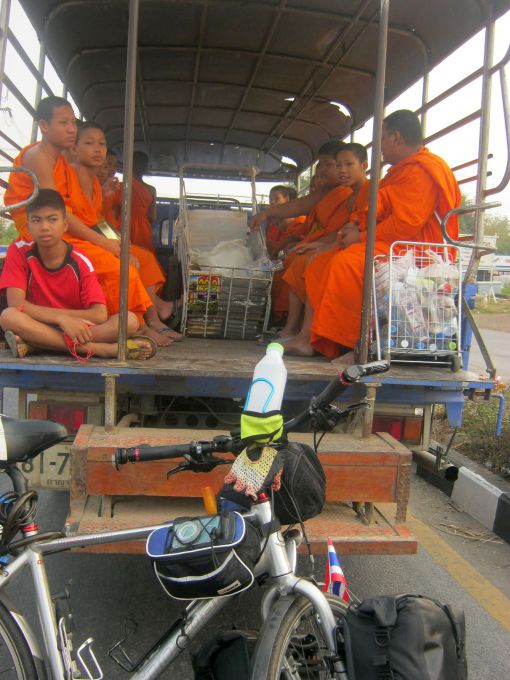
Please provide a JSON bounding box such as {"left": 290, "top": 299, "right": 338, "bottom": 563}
{"left": 0, "top": 359, "right": 389, "bottom": 679}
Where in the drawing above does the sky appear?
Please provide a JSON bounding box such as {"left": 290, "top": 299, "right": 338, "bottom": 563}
{"left": 1, "top": 1, "right": 510, "bottom": 218}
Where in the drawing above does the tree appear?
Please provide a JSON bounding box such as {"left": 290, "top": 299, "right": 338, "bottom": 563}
{"left": 459, "top": 193, "right": 510, "bottom": 253}
{"left": 0, "top": 219, "right": 17, "bottom": 245}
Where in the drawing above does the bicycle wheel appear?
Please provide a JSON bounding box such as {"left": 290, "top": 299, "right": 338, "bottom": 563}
{"left": 0, "top": 601, "right": 41, "bottom": 679}
{"left": 250, "top": 593, "right": 349, "bottom": 679}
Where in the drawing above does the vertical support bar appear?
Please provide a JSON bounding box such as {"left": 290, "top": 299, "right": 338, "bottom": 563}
{"left": 0, "top": 0, "right": 11, "bottom": 104}
{"left": 31, "top": 41, "right": 46, "bottom": 142}
{"left": 421, "top": 68, "right": 430, "bottom": 137}
{"left": 118, "top": 0, "right": 140, "bottom": 361}
{"left": 103, "top": 373, "right": 119, "bottom": 433}
{"left": 362, "top": 383, "right": 379, "bottom": 438}
{"left": 465, "top": 13, "right": 495, "bottom": 283}
{"left": 358, "top": 0, "right": 390, "bottom": 364}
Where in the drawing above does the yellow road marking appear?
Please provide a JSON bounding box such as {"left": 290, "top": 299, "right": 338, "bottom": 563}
{"left": 407, "top": 511, "right": 510, "bottom": 633}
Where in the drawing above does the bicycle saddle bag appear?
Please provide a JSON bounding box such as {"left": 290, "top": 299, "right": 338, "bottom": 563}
{"left": 146, "top": 511, "right": 259, "bottom": 600}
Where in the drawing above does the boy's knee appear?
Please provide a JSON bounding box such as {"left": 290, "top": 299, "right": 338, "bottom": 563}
{"left": 127, "top": 312, "right": 140, "bottom": 335}
{"left": 0, "top": 307, "right": 19, "bottom": 330}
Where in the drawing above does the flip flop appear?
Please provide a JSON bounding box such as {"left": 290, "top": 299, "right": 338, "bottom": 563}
{"left": 127, "top": 335, "right": 158, "bottom": 360}
{"left": 4, "top": 330, "right": 30, "bottom": 358}
{"left": 156, "top": 327, "right": 183, "bottom": 342}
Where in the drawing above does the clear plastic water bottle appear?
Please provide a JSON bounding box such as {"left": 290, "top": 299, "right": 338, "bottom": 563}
{"left": 244, "top": 343, "right": 287, "bottom": 413}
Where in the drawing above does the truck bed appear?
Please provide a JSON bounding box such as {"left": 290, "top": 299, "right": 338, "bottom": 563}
{"left": 0, "top": 338, "right": 494, "bottom": 404}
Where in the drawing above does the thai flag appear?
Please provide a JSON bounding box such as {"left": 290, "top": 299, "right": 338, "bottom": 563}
{"left": 322, "top": 538, "right": 349, "bottom": 602}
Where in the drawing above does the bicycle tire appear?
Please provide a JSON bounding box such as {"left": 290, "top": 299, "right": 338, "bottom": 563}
{"left": 249, "top": 593, "right": 349, "bottom": 679}
{"left": 0, "top": 601, "right": 41, "bottom": 679}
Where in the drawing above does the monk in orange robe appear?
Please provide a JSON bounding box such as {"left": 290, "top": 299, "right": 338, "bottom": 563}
{"left": 264, "top": 185, "right": 307, "bottom": 258}
{"left": 4, "top": 97, "right": 152, "bottom": 325}
{"left": 282, "top": 144, "right": 370, "bottom": 350}
{"left": 309, "top": 110, "right": 461, "bottom": 360}
{"left": 71, "top": 122, "right": 182, "bottom": 345}
{"left": 251, "top": 141, "right": 350, "bottom": 319}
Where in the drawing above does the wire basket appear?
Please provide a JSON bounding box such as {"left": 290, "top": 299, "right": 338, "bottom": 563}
{"left": 174, "top": 203, "right": 273, "bottom": 339}
{"left": 373, "top": 242, "right": 462, "bottom": 370}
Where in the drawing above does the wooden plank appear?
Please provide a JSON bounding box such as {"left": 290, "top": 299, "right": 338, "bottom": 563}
{"left": 70, "top": 497, "right": 417, "bottom": 555}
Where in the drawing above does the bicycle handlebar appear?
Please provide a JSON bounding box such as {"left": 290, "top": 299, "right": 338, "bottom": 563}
{"left": 114, "top": 360, "right": 390, "bottom": 467}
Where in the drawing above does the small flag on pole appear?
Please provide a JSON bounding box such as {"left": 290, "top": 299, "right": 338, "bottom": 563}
{"left": 322, "top": 537, "right": 349, "bottom": 602}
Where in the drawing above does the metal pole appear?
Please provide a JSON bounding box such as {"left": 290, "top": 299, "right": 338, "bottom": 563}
{"left": 31, "top": 41, "right": 46, "bottom": 142}
{"left": 0, "top": 0, "right": 11, "bottom": 104}
{"left": 358, "top": 0, "right": 390, "bottom": 364}
{"left": 118, "top": 0, "right": 140, "bottom": 362}
{"left": 103, "top": 373, "right": 119, "bottom": 432}
{"left": 465, "top": 12, "right": 495, "bottom": 284}
{"left": 421, "top": 67, "right": 430, "bottom": 138}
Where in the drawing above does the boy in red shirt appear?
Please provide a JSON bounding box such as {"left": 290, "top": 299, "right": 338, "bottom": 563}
{"left": 0, "top": 189, "right": 156, "bottom": 360}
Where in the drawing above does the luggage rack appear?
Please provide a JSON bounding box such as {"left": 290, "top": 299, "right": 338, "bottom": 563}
{"left": 374, "top": 242, "right": 462, "bottom": 371}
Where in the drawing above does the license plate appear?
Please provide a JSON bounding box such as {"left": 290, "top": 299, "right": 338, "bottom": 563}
{"left": 20, "top": 444, "right": 71, "bottom": 490}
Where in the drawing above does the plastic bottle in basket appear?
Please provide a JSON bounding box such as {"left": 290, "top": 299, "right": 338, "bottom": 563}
{"left": 244, "top": 343, "right": 287, "bottom": 413}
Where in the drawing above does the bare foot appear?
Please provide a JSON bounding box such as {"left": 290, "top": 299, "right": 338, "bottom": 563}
{"left": 146, "top": 320, "right": 183, "bottom": 341}
{"left": 283, "top": 336, "right": 315, "bottom": 357}
{"left": 277, "top": 324, "right": 300, "bottom": 338}
{"left": 330, "top": 350, "right": 356, "bottom": 367}
{"left": 87, "top": 338, "right": 156, "bottom": 360}
{"left": 141, "top": 324, "right": 174, "bottom": 347}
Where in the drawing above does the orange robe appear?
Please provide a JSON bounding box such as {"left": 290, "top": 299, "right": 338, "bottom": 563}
{"left": 130, "top": 178, "right": 156, "bottom": 253}
{"left": 272, "top": 185, "right": 351, "bottom": 314}
{"left": 310, "top": 147, "right": 461, "bottom": 357}
{"left": 69, "top": 172, "right": 165, "bottom": 292}
{"left": 266, "top": 216, "right": 307, "bottom": 253}
{"left": 285, "top": 181, "right": 371, "bottom": 304}
{"left": 4, "top": 143, "right": 71, "bottom": 235}
{"left": 4, "top": 144, "right": 151, "bottom": 320}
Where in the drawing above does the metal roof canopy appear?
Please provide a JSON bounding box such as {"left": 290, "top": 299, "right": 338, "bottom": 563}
{"left": 19, "top": 0, "right": 510, "bottom": 180}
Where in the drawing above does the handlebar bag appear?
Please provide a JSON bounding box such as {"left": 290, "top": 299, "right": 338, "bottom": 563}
{"left": 146, "top": 511, "right": 260, "bottom": 600}
{"left": 341, "top": 594, "right": 468, "bottom": 680}
{"left": 273, "top": 442, "right": 326, "bottom": 525}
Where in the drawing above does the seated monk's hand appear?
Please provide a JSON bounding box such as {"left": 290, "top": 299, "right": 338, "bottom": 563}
{"left": 292, "top": 241, "right": 322, "bottom": 256}
{"left": 249, "top": 211, "right": 269, "bottom": 232}
{"left": 337, "top": 220, "right": 361, "bottom": 250}
{"left": 58, "top": 316, "right": 95, "bottom": 345}
{"left": 102, "top": 176, "right": 120, "bottom": 197}
{"left": 129, "top": 254, "right": 140, "bottom": 269}
{"left": 102, "top": 239, "right": 121, "bottom": 258}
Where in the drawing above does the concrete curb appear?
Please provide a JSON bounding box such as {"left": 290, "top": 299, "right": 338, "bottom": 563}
{"left": 418, "top": 449, "right": 510, "bottom": 544}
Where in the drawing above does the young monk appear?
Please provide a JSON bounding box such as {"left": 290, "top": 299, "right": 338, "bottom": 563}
{"left": 129, "top": 151, "right": 158, "bottom": 253}
{"left": 252, "top": 141, "right": 350, "bottom": 318}
{"left": 0, "top": 190, "right": 155, "bottom": 360}
{"left": 310, "top": 110, "right": 461, "bottom": 362}
{"left": 3, "top": 96, "right": 154, "bottom": 330}
{"left": 71, "top": 122, "right": 181, "bottom": 345}
{"left": 282, "top": 143, "right": 370, "bottom": 350}
{"left": 264, "top": 185, "right": 307, "bottom": 258}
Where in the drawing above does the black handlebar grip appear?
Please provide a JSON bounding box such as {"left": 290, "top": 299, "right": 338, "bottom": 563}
{"left": 312, "top": 360, "right": 390, "bottom": 410}
{"left": 346, "top": 360, "right": 390, "bottom": 380}
{"left": 115, "top": 444, "right": 192, "bottom": 464}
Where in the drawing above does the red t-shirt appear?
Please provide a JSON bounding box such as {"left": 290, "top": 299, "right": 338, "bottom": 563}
{"left": 0, "top": 241, "right": 106, "bottom": 310}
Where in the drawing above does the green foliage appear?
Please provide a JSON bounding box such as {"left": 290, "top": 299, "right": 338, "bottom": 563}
{"left": 433, "top": 387, "right": 510, "bottom": 477}
{"left": 0, "top": 220, "right": 17, "bottom": 245}
{"left": 459, "top": 193, "right": 510, "bottom": 254}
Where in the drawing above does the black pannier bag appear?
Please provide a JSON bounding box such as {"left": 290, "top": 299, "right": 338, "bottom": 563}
{"left": 191, "top": 629, "right": 257, "bottom": 680}
{"left": 273, "top": 442, "right": 326, "bottom": 525}
{"left": 341, "top": 594, "right": 468, "bottom": 680}
{"left": 146, "top": 511, "right": 260, "bottom": 600}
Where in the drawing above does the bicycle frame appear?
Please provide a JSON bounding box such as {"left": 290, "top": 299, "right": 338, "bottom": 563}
{"left": 0, "top": 499, "right": 341, "bottom": 679}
